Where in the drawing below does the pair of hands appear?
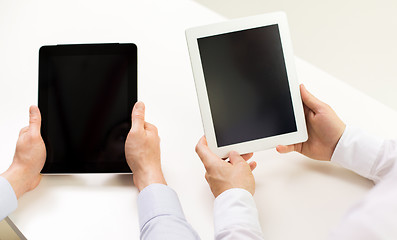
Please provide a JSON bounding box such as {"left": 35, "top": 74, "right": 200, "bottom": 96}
{"left": 195, "top": 84, "right": 346, "bottom": 197}
{"left": 127, "top": 84, "right": 346, "bottom": 197}
{"left": 1, "top": 102, "right": 166, "bottom": 198}
{"left": 0, "top": 100, "right": 166, "bottom": 200}
{"left": 2, "top": 84, "right": 345, "bottom": 199}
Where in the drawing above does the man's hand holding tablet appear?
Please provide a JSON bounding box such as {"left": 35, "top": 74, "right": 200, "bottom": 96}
{"left": 277, "top": 84, "right": 346, "bottom": 161}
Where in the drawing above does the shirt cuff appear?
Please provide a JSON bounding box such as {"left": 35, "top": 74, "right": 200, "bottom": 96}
{"left": 0, "top": 176, "right": 18, "bottom": 220}
{"left": 331, "top": 125, "right": 383, "bottom": 179}
{"left": 137, "top": 183, "right": 186, "bottom": 231}
{"left": 214, "top": 188, "right": 262, "bottom": 234}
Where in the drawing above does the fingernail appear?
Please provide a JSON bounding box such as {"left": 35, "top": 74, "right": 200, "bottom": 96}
{"left": 135, "top": 102, "right": 144, "bottom": 109}
{"left": 30, "top": 106, "right": 38, "bottom": 114}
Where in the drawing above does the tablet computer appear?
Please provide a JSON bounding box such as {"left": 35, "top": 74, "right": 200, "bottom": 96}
{"left": 186, "top": 12, "right": 307, "bottom": 158}
{"left": 39, "top": 43, "right": 137, "bottom": 174}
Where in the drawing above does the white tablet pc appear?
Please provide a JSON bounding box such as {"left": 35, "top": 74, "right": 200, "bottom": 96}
{"left": 186, "top": 12, "right": 307, "bottom": 158}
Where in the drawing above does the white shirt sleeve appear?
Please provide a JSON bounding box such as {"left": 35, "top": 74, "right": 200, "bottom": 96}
{"left": 213, "top": 188, "right": 264, "bottom": 240}
{"left": 331, "top": 125, "right": 395, "bottom": 183}
{"left": 329, "top": 125, "right": 397, "bottom": 239}
{"left": 0, "top": 176, "right": 18, "bottom": 221}
{"left": 137, "top": 183, "right": 200, "bottom": 240}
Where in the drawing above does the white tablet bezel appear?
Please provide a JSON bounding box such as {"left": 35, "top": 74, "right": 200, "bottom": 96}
{"left": 186, "top": 12, "right": 307, "bottom": 158}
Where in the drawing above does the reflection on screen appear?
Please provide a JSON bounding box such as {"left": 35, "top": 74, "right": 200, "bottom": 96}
{"left": 198, "top": 24, "right": 297, "bottom": 147}
{"left": 46, "top": 54, "right": 130, "bottom": 172}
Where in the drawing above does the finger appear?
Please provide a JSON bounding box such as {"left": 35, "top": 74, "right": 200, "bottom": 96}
{"left": 195, "top": 136, "right": 219, "bottom": 167}
{"left": 276, "top": 144, "right": 295, "bottom": 154}
{"left": 131, "top": 102, "right": 145, "bottom": 131}
{"left": 144, "top": 122, "right": 158, "bottom": 134}
{"left": 241, "top": 152, "right": 253, "bottom": 161}
{"left": 300, "top": 84, "right": 323, "bottom": 113}
{"left": 19, "top": 126, "right": 29, "bottom": 136}
{"left": 29, "top": 105, "right": 42, "bottom": 135}
{"left": 303, "top": 104, "right": 311, "bottom": 118}
{"left": 303, "top": 104, "right": 316, "bottom": 122}
{"left": 223, "top": 153, "right": 253, "bottom": 161}
{"left": 228, "top": 151, "right": 245, "bottom": 165}
{"left": 249, "top": 161, "right": 257, "bottom": 171}
{"left": 204, "top": 172, "right": 209, "bottom": 183}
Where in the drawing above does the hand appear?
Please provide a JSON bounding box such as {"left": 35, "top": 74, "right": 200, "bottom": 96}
{"left": 195, "top": 137, "right": 257, "bottom": 198}
{"left": 276, "top": 84, "right": 346, "bottom": 160}
{"left": 125, "top": 101, "right": 166, "bottom": 192}
{"left": 1, "top": 106, "right": 46, "bottom": 199}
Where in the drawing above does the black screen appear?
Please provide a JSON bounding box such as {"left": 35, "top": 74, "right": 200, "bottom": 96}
{"left": 39, "top": 44, "right": 137, "bottom": 173}
{"left": 198, "top": 25, "right": 297, "bottom": 147}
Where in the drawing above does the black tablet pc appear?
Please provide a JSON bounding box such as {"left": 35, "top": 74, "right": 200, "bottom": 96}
{"left": 39, "top": 43, "right": 137, "bottom": 174}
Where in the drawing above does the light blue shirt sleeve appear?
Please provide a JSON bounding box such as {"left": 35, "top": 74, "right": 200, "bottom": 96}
{"left": 137, "top": 183, "right": 200, "bottom": 240}
{"left": 214, "top": 188, "right": 264, "bottom": 240}
{"left": 0, "top": 176, "right": 18, "bottom": 221}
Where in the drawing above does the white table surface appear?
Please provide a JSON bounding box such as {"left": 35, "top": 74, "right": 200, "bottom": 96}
{"left": 1, "top": 0, "right": 397, "bottom": 239}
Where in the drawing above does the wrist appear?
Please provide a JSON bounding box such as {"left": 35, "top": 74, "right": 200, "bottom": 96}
{"left": 2, "top": 162, "right": 42, "bottom": 199}
{"left": 133, "top": 168, "right": 167, "bottom": 192}
{"left": 1, "top": 164, "right": 29, "bottom": 199}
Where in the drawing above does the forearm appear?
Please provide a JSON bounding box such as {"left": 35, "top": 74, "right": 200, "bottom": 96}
{"left": 138, "top": 184, "right": 200, "bottom": 240}
{"left": 1, "top": 163, "right": 38, "bottom": 199}
{"left": 1, "top": 166, "right": 24, "bottom": 199}
{"left": 214, "top": 188, "right": 264, "bottom": 240}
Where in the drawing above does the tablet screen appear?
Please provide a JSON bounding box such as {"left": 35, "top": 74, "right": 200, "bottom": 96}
{"left": 197, "top": 25, "right": 297, "bottom": 147}
{"left": 39, "top": 44, "right": 137, "bottom": 173}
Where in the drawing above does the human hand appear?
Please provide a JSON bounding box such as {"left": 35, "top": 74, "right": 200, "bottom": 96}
{"left": 1, "top": 106, "right": 46, "bottom": 199}
{"left": 276, "top": 84, "right": 346, "bottom": 160}
{"left": 125, "top": 102, "right": 166, "bottom": 192}
{"left": 195, "top": 137, "right": 257, "bottom": 198}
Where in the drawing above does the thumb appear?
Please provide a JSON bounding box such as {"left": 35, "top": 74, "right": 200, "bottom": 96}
{"left": 276, "top": 144, "right": 295, "bottom": 154}
{"left": 300, "top": 84, "right": 323, "bottom": 113}
{"left": 195, "top": 136, "right": 219, "bottom": 168}
{"left": 228, "top": 151, "right": 245, "bottom": 165}
{"left": 29, "top": 105, "right": 41, "bottom": 134}
{"left": 131, "top": 101, "right": 145, "bottom": 131}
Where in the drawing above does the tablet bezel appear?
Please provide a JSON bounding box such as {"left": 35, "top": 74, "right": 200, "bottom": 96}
{"left": 38, "top": 43, "right": 137, "bottom": 174}
{"left": 186, "top": 12, "right": 307, "bottom": 157}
